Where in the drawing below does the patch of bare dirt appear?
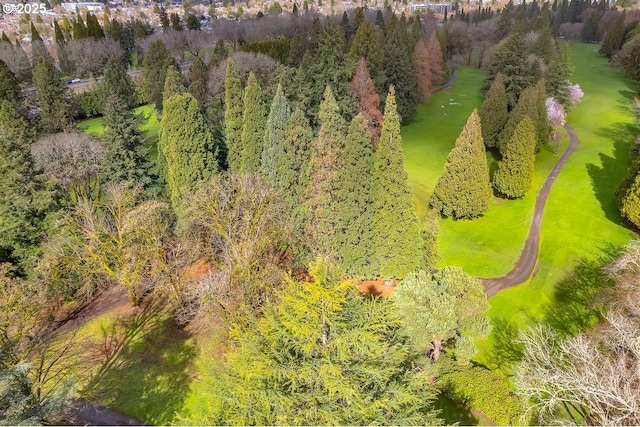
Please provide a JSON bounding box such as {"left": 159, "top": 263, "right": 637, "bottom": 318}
{"left": 358, "top": 278, "right": 400, "bottom": 297}
{"left": 55, "top": 287, "right": 134, "bottom": 334}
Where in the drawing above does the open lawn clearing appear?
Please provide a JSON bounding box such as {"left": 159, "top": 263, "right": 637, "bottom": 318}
{"left": 474, "top": 42, "right": 636, "bottom": 372}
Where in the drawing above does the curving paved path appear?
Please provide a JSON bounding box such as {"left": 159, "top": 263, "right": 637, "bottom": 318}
{"left": 69, "top": 400, "right": 145, "bottom": 425}
{"left": 480, "top": 125, "right": 579, "bottom": 297}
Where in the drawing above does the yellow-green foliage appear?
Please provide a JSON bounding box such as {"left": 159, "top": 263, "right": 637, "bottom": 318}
{"left": 224, "top": 59, "right": 243, "bottom": 173}
{"left": 439, "top": 365, "right": 524, "bottom": 425}
{"left": 193, "top": 259, "right": 442, "bottom": 426}
{"left": 493, "top": 117, "right": 536, "bottom": 199}
{"left": 430, "top": 109, "right": 492, "bottom": 219}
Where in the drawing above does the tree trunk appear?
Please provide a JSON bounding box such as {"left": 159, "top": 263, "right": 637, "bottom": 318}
{"left": 432, "top": 339, "right": 443, "bottom": 361}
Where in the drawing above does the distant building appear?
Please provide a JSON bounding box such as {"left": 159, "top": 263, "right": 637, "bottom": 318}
{"left": 410, "top": 3, "right": 454, "bottom": 13}
{"left": 61, "top": 2, "right": 105, "bottom": 11}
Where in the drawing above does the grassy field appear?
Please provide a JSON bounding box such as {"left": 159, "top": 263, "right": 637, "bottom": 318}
{"left": 474, "top": 42, "right": 637, "bottom": 371}
{"left": 78, "top": 105, "right": 160, "bottom": 143}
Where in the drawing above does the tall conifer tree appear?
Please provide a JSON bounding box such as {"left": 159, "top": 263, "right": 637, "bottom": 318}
{"left": 142, "top": 40, "right": 176, "bottom": 113}
{"left": 161, "top": 93, "right": 218, "bottom": 207}
{"left": 383, "top": 16, "right": 417, "bottom": 121}
{"left": 478, "top": 72, "right": 509, "bottom": 149}
{"left": 493, "top": 117, "right": 536, "bottom": 198}
{"left": 370, "top": 88, "right": 424, "bottom": 278}
{"left": 102, "top": 94, "right": 153, "bottom": 189}
{"left": 430, "top": 109, "right": 492, "bottom": 219}
{"left": 224, "top": 59, "right": 243, "bottom": 173}
{"left": 349, "top": 19, "right": 386, "bottom": 96}
{"left": 261, "top": 84, "right": 291, "bottom": 186}
{"left": 240, "top": 72, "right": 266, "bottom": 173}
{"left": 102, "top": 58, "right": 137, "bottom": 109}
{"left": 307, "top": 86, "right": 345, "bottom": 261}
{"left": 412, "top": 39, "right": 432, "bottom": 102}
{"left": 337, "top": 114, "right": 375, "bottom": 277}
{"left": 351, "top": 58, "right": 383, "bottom": 146}
{"left": 32, "top": 57, "right": 75, "bottom": 133}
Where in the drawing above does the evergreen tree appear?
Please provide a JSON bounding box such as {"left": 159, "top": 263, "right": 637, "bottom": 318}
{"left": 498, "top": 82, "right": 547, "bottom": 154}
{"left": 546, "top": 42, "right": 572, "bottom": 106}
{"left": 478, "top": 73, "right": 509, "bottom": 149}
{"left": 86, "top": 12, "right": 104, "bottom": 38}
{"left": 581, "top": 9, "right": 600, "bottom": 42}
{"left": 53, "top": 20, "right": 65, "bottom": 44}
{"left": 186, "top": 13, "right": 201, "bottom": 30}
{"left": 224, "top": 59, "right": 243, "bottom": 173}
{"left": 493, "top": 117, "right": 536, "bottom": 198}
{"left": 261, "top": 84, "right": 291, "bottom": 187}
{"left": 0, "top": 102, "right": 53, "bottom": 269}
{"left": 101, "top": 94, "right": 153, "bottom": 189}
{"left": 1, "top": 32, "right": 11, "bottom": 44}
{"left": 162, "top": 65, "right": 186, "bottom": 105}
{"left": 0, "top": 59, "right": 19, "bottom": 106}
{"left": 161, "top": 93, "right": 218, "bottom": 207}
{"left": 240, "top": 72, "right": 266, "bottom": 173}
{"left": 197, "top": 259, "right": 441, "bottom": 426}
{"left": 422, "top": 209, "right": 440, "bottom": 270}
{"left": 337, "top": 114, "right": 375, "bottom": 276}
{"left": 370, "top": 88, "right": 424, "bottom": 278}
{"left": 383, "top": 16, "right": 417, "bottom": 121}
{"left": 393, "top": 267, "right": 490, "bottom": 364}
{"left": 307, "top": 86, "right": 345, "bottom": 261}
{"left": 30, "top": 23, "right": 52, "bottom": 65}
{"left": 141, "top": 40, "right": 177, "bottom": 113}
{"left": 349, "top": 19, "right": 386, "bottom": 97}
{"left": 350, "top": 58, "right": 383, "bottom": 145}
{"left": 430, "top": 109, "right": 492, "bottom": 219}
{"left": 485, "top": 31, "right": 534, "bottom": 109}
{"left": 72, "top": 15, "right": 88, "bottom": 39}
{"left": 281, "top": 107, "right": 313, "bottom": 218}
{"left": 102, "top": 58, "right": 137, "bottom": 110}
{"left": 375, "top": 9, "right": 386, "bottom": 33}
{"left": 159, "top": 7, "right": 170, "bottom": 31}
{"left": 188, "top": 56, "right": 208, "bottom": 106}
{"left": 32, "top": 57, "right": 75, "bottom": 133}
{"left": 170, "top": 13, "right": 183, "bottom": 31}
{"left": 412, "top": 38, "right": 432, "bottom": 102}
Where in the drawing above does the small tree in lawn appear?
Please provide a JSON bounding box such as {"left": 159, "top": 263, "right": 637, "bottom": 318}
{"left": 546, "top": 97, "right": 566, "bottom": 153}
{"left": 393, "top": 267, "right": 491, "bottom": 364}
{"left": 431, "top": 109, "right": 492, "bottom": 219}
{"left": 567, "top": 83, "right": 583, "bottom": 107}
{"left": 370, "top": 87, "right": 424, "bottom": 278}
{"left": 493, "top": 117, "right": 537, "bottom": 199}
{"left": 412, "top": 39, "right": 432, "bottom": 102}
{"left": 350, "top": 57, "right": 383, "bottom": 146}
{"left": 240, "top": 72, "right": 266, "bottom": 173}
{"left": 478, "top": 73, "right": 508, "bottom": 149}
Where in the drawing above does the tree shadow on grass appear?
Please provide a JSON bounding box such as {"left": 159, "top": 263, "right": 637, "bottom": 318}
{"left": 433, "top": 393, "right": 481, "bottom": 426}
{"left": 479, "top": 317, "right": 524, "bottom": 376}
{"left": 542, "top": 245, "right": 621, "bottom": 337}
{"left": 587, "top": 124, "right": 636, "bottom": 225}
{"left": 82, "top": 299, "right": 197, "bottom": 425}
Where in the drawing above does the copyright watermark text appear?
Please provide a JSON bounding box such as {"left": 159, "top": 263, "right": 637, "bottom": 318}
{"left": 2, "top": 3, "right": 47, "bottom": 14}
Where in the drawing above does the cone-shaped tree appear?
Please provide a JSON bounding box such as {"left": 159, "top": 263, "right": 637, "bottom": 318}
{"left": 0, "top": 59, "right": 19, "bottom": 106}
{"left": 485, "top": 31, "right": 533, "bottom": 109}
{"left": 493, "top": 117, "right": 536, "bottom": 198}
{"left": 383, "top": 16, "right": 417, "bottom": 121}
{"left": 54, "top": 20, "right": 66, "bottom": 44}
{"left": 350, "top": 58, "right": 383, "bottom": 146}
{"left": 73, "top": 16, "right": 88, "bottom": 39}
{"left": 337, "top": 114, "right": 375, "bottom": 277}
{"left": 478, "top": 73, "right": 508, "bottom": 149}
{"left": 188, "top": 56, "right": 208, "bottom": 106}
{"left": 240, "top": 72, "right": 266, "bottom": 173}
{"left": 142, "top": 39, "right": 176, "bottom": 113}
{"left": 102, "top": 94, "right": 153, "bottom": 189}
{"left": 370, "top": 88, "right": 424, "bottom": 278}
{"left": 618, "top": 160, "right": 640, "bottom": 228}
{"left": 161, "top": 92, "right": 218, "bottom": 207}
{"left": 498, "top": 83, "right": 546, "bottom": 154}
{"left": 412, "top": 39, "right": 432, "bottom": 102}
{"left": 348, "top": 19, "right": 386, "bottom": 96}
{"left": 224, "top": 59, "right": 243, "bottom": 173}
{"left": 261, "top": 84, "right": 291, "bottom": 185}
{"left": 428, "top": 31, "right": 446, "bottom": 86}
{"left": 32, "top": 57, "right": 75, "bottom": 133}
{"left": 430, "top": 109, "right": 492, "bottom": 219}
{"left": 162, "top": 65, "right": 186, "bottom": 106}
{"left": 103, "top": 58, "right": 137, "bottom": 110}
{"left": 307, "top": 86, "right": 345, "bottom": 261}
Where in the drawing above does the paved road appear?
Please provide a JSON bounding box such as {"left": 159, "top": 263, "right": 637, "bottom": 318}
{"left": 480, "top": 125, "right": 579, "bottom": 297}
{"left": 68, "top": 400, "right": 145, "bottom": 426}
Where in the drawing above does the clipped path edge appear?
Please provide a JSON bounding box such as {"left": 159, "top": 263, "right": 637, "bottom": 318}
{"left": 480, "top": 125, "right": 579, "bottom": 297}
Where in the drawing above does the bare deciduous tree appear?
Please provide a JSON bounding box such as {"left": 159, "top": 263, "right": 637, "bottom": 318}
{"left": 178, "top": 173, "right": 292, "bottom": 324}
{"left": 31, "top": 132, "right": 103, "bottom": 202}
{"left": 61, "top": 38, "right": 123, "bottom": 77}
{"left": 516, "top": 240, "right": 640, "bottom": 426}
{"left": 0, "top": 43, "right": 32, "bottom": 83}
